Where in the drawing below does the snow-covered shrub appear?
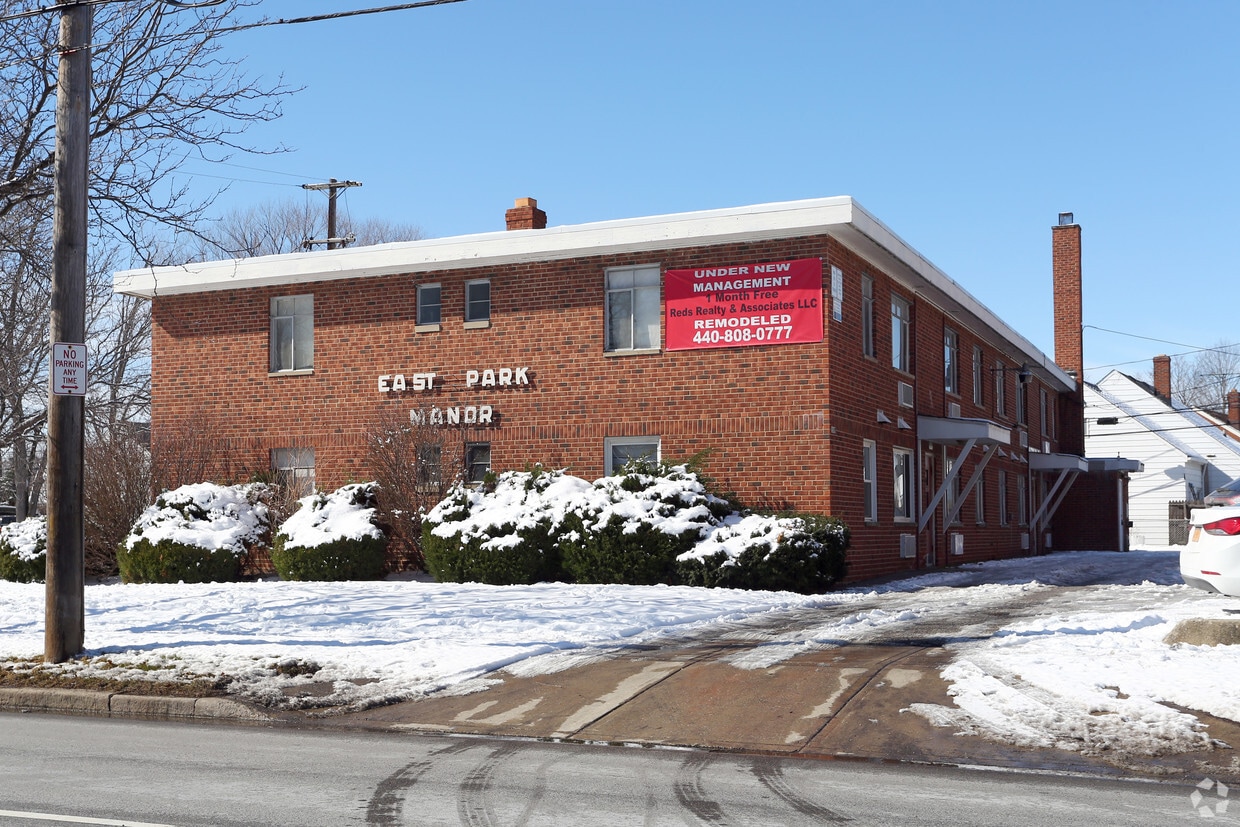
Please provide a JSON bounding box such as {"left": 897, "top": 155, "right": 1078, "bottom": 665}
{"left": 0, "top": 515, "right": 48, "bottom": 583}
{"left": 677, "top": 512, "right": 850, "bottom": 592}
{"left": 422, "top": 466, "right": 590, "bottom": 585}
{"left": 271, "top": 483, "right": 387, "bottom": 581}
{"left": 119, "top": 483, "right": 270, "bottom": 584}
{"left": 559, "top": 461, "right": 733, "bottom": 586}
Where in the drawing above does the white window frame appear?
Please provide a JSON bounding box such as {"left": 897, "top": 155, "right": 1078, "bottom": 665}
{"left": 944, "top": 449, "right": 962, "bottom": 525}
{"left": 998, "top": 469, "right": 1010, "bottom": 526}
{"left": 465, "top": 442, "right": 491, "bottom": 484}
{"left": 863, "top": 439, "right": 877, "bottom": 523}
{"left": 1016, "top": 377, "right": 1028, "bottom": 426}
{"left": 944, "top": 328, "right": 959, "bottom": 395}
{"left": 994, "top": 360, "right": 1006, "bottom": 417}
{"left": 272, "top": 447, "right": 315, "bottom": 497}
{"left": 973, "top": 346, "right": 984, "bottom": 407}
{"left": 893, "top": 447, "right": 914, "bottom": 522}
{"left": 269, "top": 294, "right": 313, "bottom": 373}
{"left": 830, "top": 265, "right": 844, "bottom": 323}
{"left": 416, "top": 282, "right": 441, "bottom": 329}
{"left": 605, "top": 264, "right": 661, "bottom": 353}
{"left": 605, "top": 436, "right": 661, "bottom": 475}
{"left": 861, "top": 275, "right": 875, "bottom": 358}
{"left": 975, "top": 468, "right": 986, "bottom": 525}
{"left": 1016, "top": 474, "right": 1028, "bottom": 526}
{"left": 891, "top": 295, "right": 911, "bottom": 373}
{"left": 464, "top": 279, "right": 491, "bottom": 327}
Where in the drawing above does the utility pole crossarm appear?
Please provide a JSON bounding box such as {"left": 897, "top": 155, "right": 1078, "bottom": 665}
{"left": 302, "top": 178, "right": 362, "bottom": 250}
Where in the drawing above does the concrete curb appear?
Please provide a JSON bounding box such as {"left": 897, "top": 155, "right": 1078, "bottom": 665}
{"left": 0, "top": 688, "right": 270, "bottom": 722}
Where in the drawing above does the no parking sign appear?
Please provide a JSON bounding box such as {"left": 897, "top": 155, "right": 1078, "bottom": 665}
{"left": 51, "top": 342, "right": 88, "bottom": 396}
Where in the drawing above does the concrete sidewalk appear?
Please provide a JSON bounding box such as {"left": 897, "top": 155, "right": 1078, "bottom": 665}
{"left": 8, "top": 632, "right": 1235, "bottom": 785}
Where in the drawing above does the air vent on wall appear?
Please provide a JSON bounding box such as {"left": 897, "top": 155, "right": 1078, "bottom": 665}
{"left": 1019, "top": 431, "right": 1028, "bottom": 449}
{"left": 898, "top": 382, "right": 914, "bottom": 408}
{"left": 899, "top": 534, "right": 916, "bottom": 558}
{"left": 950, "top": 532, "right": 964, "bottom": 556}
{"left": 948, "top": 402, "right": 961, "bottom": 418}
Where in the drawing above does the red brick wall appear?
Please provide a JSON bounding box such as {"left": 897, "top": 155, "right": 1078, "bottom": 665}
{"left": 151, "top": 233, "right": 1070, "bottom": 580}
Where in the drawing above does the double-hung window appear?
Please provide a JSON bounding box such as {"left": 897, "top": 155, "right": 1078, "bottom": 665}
{"left": 994, "top": 361, "right": 1006, "bottom": 417}
{"left": 891, "top": 295, "right": 911, "bottom": 373}
{"left": 998, "top": 470, "right": 1009, "bottom": 525}
{"left": 605, "top": 265, "right": 661, "bottom": 352}
{"left": 944, "top": 328, "right": 959, "bottom": 395}
{"left": 861, "top": 275, "right": 875, "bottom": 358}
{"left": 270, "top": 295, "right": 313, "bottom": 372}
{"left": 863, "top": 439, "right": 877, "bottom": 523}
{"left": 1016, "top": 377, "right": 1028, "bottom": 426}
{"left": 893, "top": 448, "right": 914, "bottom": 521}
{"left": 464, "top": 279, "right": 491, "bottom": 326}
{"left": 973, "top": 346, "right": 985, "bottom": 407}
{"left": 416, "top": 283, "right": 442, "bottom": 327}
{"left": 465, "top": 443, "right": 491, "bottom": 484}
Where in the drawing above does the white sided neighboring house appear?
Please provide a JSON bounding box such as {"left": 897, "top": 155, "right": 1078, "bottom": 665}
{"left": 1085, "top": 369, "right": 1240, "bottom": 546}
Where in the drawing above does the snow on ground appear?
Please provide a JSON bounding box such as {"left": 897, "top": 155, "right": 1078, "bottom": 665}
{"left": 2, "top": 548, "right": 1239, "bottom": 760}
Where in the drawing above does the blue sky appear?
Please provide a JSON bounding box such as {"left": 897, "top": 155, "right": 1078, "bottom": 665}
{"left": 186, "top": 0, "right": 1240, "bottom": 383}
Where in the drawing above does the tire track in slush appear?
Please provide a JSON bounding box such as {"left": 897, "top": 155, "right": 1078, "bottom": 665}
{"left": 672, "top": 752, "right": 728, "bottom": 826}
{"left": 750, "top": 758, "right": 852, "bottom": 823}
{"left": 457, "top": 742, "right": 522, "bottom": 827}
{"left": 367, "top": 740, "right": 477, "bottom": 826}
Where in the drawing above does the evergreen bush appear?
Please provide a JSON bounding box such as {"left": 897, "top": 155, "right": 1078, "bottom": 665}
{"left": 677, "top": 512, "right": 850, "bottom": 593}
{"left": 0, "top": 515, "right": 47, "bottom": 583}
{"left": 422, "top": 467, "right": 587, "bottom": 585}
{"left": 559, "top": 460, "right": 731, "bottom": 585}
{"left": 271, "top": 483, "right": 387, "bottom": 581}
{"left": 118, "top": 483, "right": 269, "bottom": 584}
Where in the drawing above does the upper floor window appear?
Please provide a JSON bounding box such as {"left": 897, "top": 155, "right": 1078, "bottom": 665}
{"left": 830, "top": 265, "right": 844, "bottom": 322}
{"left": 465, "top": 442, "right": 491, "bottom": 484}
{"left": 973, "top": 346, "right": 985, "bottom": 407}
{"left": 891, "top": 294, "right": 911, "bottom": 373}
{"left": 861, "top": 275, "right": 875, "bottom": 358}
{"left": 464, "top": 279, "right": 491, "bottom": 326}
{"left": 944, "top": 328, "right": 959, "bottom": 395}
{"left": 994, "top": 361, "right": 1006, "bottom": 416}
{"left": 270, "top": 294, "right": 313, "bottom": 372}
{"left": 605, "top": 264, "right": 661, "bottom": 352}
{"left": 416, "top": 283, "right": 441, "bottom": 327}
{"left": 1016, "top": 377, "right": 1028, "bottom": 425}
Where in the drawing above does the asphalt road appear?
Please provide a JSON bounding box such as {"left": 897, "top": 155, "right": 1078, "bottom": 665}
{"left": 0, "top": 713, "right": 1220, "bottom": 826}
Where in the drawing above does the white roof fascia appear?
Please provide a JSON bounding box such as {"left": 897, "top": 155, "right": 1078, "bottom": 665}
{"left": 113, "top": 195, "right": 1071, "bottom": 391}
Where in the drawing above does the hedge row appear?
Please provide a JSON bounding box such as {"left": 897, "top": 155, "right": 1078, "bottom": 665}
{"left": 423, "top": 463, "right": 849, "bottom": 594}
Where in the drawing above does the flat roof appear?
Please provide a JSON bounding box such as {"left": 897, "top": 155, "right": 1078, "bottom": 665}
{"left": 114, "top": 196, "right": 1075, "bottom": 392}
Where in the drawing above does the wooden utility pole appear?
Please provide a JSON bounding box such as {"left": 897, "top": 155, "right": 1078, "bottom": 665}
{"left": 45, "top": 1, "right": 92, "bottom": 663}
{"left": 301, "top": 178, "right": 361, "bottom": 249}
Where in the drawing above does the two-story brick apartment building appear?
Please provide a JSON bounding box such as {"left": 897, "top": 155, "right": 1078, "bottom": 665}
{"left": 115, "top": 196, "right": 1103, "bottom": 580}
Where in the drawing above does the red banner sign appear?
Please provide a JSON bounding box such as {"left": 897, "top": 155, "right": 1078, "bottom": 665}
{"left": 664, "top": 258, "right": 824, "bottom": 351}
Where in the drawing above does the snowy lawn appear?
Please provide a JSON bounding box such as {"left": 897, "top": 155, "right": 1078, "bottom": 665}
{"left": 2, "top": 548, "right": 1239, "bottom": 760}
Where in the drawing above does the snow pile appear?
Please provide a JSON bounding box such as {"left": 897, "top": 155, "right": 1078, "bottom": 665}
{"left": 0, "top": 515, "right": 46, "bottom": 562}
{"left": 124, "top": 482, "right": 270, "bottom": 554}
{"left": 278, "top": 482, "right": 383, "bottom": 550}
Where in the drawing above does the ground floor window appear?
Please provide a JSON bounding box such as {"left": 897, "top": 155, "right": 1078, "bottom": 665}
{"left": 605, "top": 436, "right": 660, "bottom": 475}
{"left": 975, "top": 471, "right": 986, "bottom": 525}
{"left": 272, "top": 447, "right": 315, "bottom": 497}
{"left": 862, "top": 440, "right": 877, "bottom": 522}
{"left": 465, "top": 442, "right": 491, "bottom": 484}
{"left": 1016, "top": 474, "right": 1028, "bottom": 525}
{"left": 418, "top": 444, "right": 442, "bottom": 489}
{"left": 998, "top": 470, "right": 1010, "bottom": 526}
{"left": 893, "top": 448, "right": 913, "bottom": 521}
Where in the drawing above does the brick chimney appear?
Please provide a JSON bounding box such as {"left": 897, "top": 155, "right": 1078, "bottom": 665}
{"left": 505, "top": 197, "right": 546, "bottom": 231}
{"left": 1052, "top": 212, "right": 1083, "bottom": 382}
{"left": 1152, "top": 354, "right": 1172, "bottom": 401}
{"left": 1229, "top": 389, "right": 1240, "bottom": 426}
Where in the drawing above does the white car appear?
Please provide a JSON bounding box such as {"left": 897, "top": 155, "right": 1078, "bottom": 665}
{"left": 1182, "top": 506, "right": 1240, "bottom": 596}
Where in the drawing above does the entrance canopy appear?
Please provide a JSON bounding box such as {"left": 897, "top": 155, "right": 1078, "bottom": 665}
{"left": 916, "top": 416, "right": 1011, "bottom": 532}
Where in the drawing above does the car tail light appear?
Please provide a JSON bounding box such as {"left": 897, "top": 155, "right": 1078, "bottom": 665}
{"left": 1203, "top": 517, "right": 1240, "bottom": 536}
